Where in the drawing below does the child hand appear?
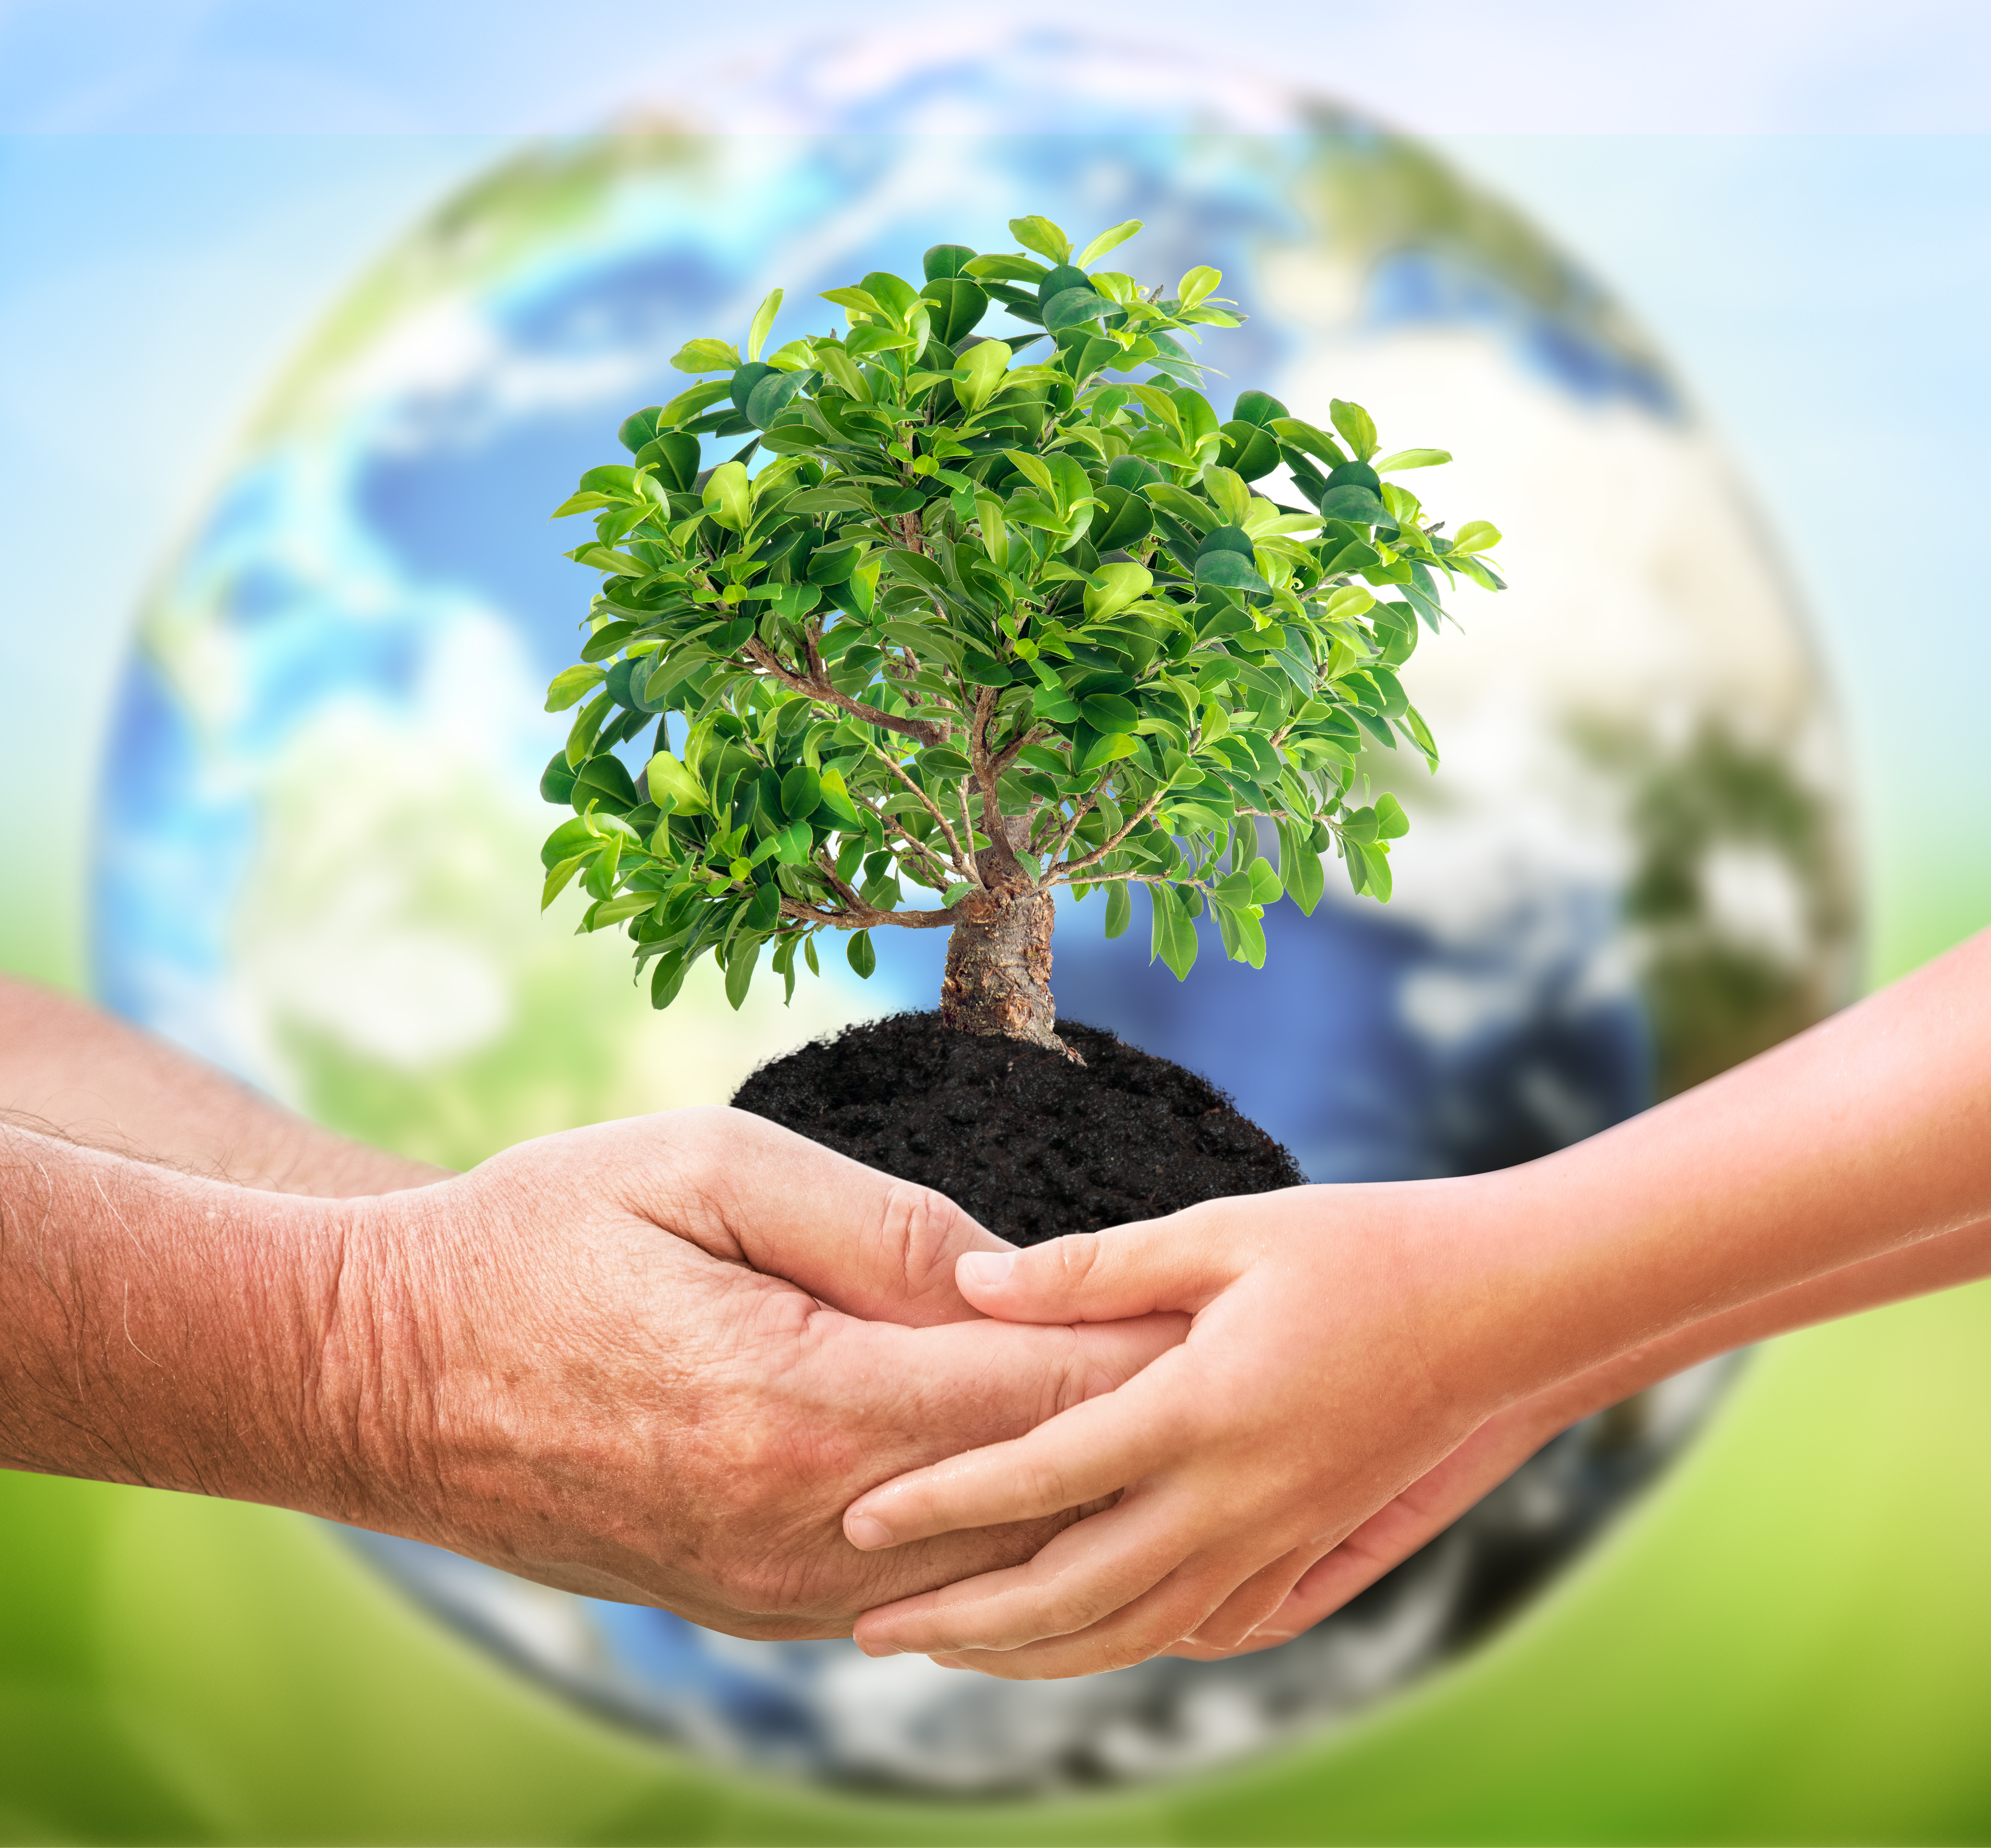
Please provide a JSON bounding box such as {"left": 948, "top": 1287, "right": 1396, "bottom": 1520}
{"left": 842, "top": 1182, "right": 1513, "bottom": 1678}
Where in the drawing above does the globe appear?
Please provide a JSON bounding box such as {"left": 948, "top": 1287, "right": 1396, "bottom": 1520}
{"left": 93, "top": 36, "right": 1857, "bottom": 1795}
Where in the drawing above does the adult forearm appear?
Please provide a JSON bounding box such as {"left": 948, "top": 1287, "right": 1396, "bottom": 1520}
{"left": 0, "top": 976, "right": 446, "bottom": 1196}
{"left": 0, "top": 1123, "right": 364, "bottom": 1506}
{"left": 1437, "top": 929, "right": 1991, "bottom": 1408}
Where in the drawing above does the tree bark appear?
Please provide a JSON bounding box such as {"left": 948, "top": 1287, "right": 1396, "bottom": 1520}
{"left": 940, "top": 887, "right": 1075, "bottom": 1058}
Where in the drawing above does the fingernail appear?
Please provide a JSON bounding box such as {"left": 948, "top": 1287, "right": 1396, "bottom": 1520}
{"left": 960, "top": 1251, "right": 1015, "bottom": 1288}
{"left": 845, "top": 1513, "right": 895, "bottom": 1551}
{"left": 857, "top": 1636, "right": 902, "bottom": 1658}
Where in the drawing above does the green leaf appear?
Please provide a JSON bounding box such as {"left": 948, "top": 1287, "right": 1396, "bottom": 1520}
{"left": 1083, "top": 561, "right": 1153, "bottom": 622}
{"left": 806, "top": 542, "right": 865, "bottom": 585}
{"left": 847, "top": 929, "right": 877, "bottom": 979}
{"left": 1149, "top": 882, "right": 1200, "bottom": 980}
{"left": 1358, "top": 840, "right": 1394, "bottom": 901}
{"left": 1231, "top": 390, "right": 1288, "bottom": 429}
{"left": 955, "top": 339, "right": 1012, "bottom": 414}
{"left": 744, "top": 368, "right": 803, "bottom": 429}
{"left": 1452, "top": 520, "right": 1502, "bottom": 553}
{"left": 1375, "top": 791, "right": 1410, "bottom": 839}
{"left": 1080, "top": 692, "right": 1140, "bottom": 734}
{"left": 1218, "top": 421, "right": 1282, "bottom": 481}
{"left": 541, "top": 853, "right": 589, "bottom": 909}
{"left": 1400, "top": 702, "right": 1441, "bottom": 770}
{"left": 1201, "top": 465, "right": 1251, "bottom": 526}
{"left": 1077, "top": 219, "right": 1143, "bottom": 266}
{"left": 1009, "top": 215, "right": 1073, "bottom": 263}
{"left": 1073, "top": 724, "right": 1137, "bottom": 771}
{"left": 565, "top": 690, "right": 613, "bottom": 770}
{"left": 1194, "top": 548, "right": 1271, "bottom": 595}
{"left": 659, "top": 379, "right": 732, "bottom": 429}
{"left": 924, "top": 243, "right": 977, "bottom": 281}
{"left": 672, "top": 338, "right": 741, "bottom": 374}
{"left": 1144, "top": 482, "right": 1214, "bottom": 533}
{"left": 1032, "top": 683, "right": 1083, "bottom": 723}
{"left": 1042, "top": 286, "right": 1108, "bottom": 332}
{"left": 963, "top": 252, "right": 1049, "bottom": 285}
{"left": 821, "top": 284, "right": 887, "bottom": 318}
{"left": 545, "top": 663, "right": 606, "bottom": 712}
{"left": 1318, "top": 483, "right": 1388, "bottom": 525}
{"left": 814, "top": 765, "right": 862, "bottom": 824}
{"left": 1329, "top": 398, "right": 1378, "bottom": 461}
{"left": 724, "top": 938, "right": 758, "bottom": 1010}
{"left": 701, "top": 461, "right": 753, "bottom": 532}
{"left": 1090, "top": 483, "right": 1154, "bottom": 552}
{"left": 635, "top": 429, "right": 702, "bottom": 492}
{"left": 1177, "top": 265, "right": 1221, "bottom": 308}
{"left": 779, "top": 764, "right": 821, "bottom": 821}
{"left": 645, "top": 752, "right": 708, "bottom": 812}
{"left": 1103, "top": 879, "right": 1132, "bottom": 938}
{"left": 651, "top": 949, "right": 691, "bottom": 1011}
{"left": 1375, "top": 447, "right": 1452, "bottom": 472}
{"left": 1268, "top": 416, "right": 1347, "bottom": 465}
{"left": 746, "top": 287, "right": 784, "bottom": 362}
{"left": 618, "top": 406, "right": 664, "bottom": 453}
{"left": 919, "top": 277, "right": 989, "bottom": 346}
{"left": 1276, "top": 817, "right": 1326, "bottom": 916}
{"left": 574, "top": 753, "right": 639, "bottom": 813}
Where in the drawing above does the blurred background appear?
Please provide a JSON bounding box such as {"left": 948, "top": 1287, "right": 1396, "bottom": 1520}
{"left": 3, "top": 2, "right": 1991, "bottom": 1841}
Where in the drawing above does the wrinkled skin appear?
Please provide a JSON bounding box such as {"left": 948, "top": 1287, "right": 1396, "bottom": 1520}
{"left": 331, "top": 1108, "right": 1184, "bottom": 1636}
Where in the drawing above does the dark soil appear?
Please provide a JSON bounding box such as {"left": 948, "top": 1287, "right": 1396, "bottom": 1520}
{"left": 730, "top": 1012, "right": 1307, "bottom": 1247}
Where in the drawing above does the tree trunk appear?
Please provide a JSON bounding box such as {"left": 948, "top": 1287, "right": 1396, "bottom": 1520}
{"left": 940, "top": 888, "right": 1076, "bottom": 1058}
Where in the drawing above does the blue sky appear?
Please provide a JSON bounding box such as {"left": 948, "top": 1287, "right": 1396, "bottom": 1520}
{"left": 2, "top": 1, "right": 1988, "bottom": 988}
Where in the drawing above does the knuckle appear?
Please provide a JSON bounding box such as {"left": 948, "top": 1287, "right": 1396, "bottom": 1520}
{"left": 879, "top": 1180, "right": 970, "bottom": 1306}
{"left": 1049, "top": 1233, "right": 1103, "bottom": 1290}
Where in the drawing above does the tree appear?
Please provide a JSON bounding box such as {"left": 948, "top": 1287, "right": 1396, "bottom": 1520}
{"left": 537, "top": 215, "right": 1504, "bottom": 1055}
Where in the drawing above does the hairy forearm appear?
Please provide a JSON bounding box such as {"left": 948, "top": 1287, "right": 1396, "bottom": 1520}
{"left": 1426, "top": 929, "right": 1991, "bottom": 1410}
{"left": 0, "top": 1123, "right": 372, "bottom": 1506}
{"left": 0, "top": 976, "right": 447, "bottom": 1196}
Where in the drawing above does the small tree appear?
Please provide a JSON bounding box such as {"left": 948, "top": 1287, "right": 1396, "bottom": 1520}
{"left": 538, "top": 216, "right": 1503, "bottom": 1054}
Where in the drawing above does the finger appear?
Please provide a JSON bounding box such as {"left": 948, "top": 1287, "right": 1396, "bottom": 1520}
{"left": 853, "top": 1476, "right": 1277, "bottom": 1664}
{"left": 955, "top": 1205, "right": 1245, "bottom": 1325}
{"left": 843, "top": 1349, "right": 1196, "bottom": 1548}
{"left": 1167, "top": 1410, "right": 1567, "bottom": 1660}
{"left": 836, "top": 1311, "right": 1188, "bottom": 1482}
{"left": 918, "top": 1547, "right": 1272, "bottom": 1680}
{"left": 645, "top": 1107, "right": 1013, "bottom": 1324}
{"left": 1174, "top": 1543, "right": 1320, "bottom": 1653}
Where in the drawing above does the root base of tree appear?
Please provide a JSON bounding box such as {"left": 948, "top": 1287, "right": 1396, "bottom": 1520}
{"left": 731, "top": 1013, "right": 1306, "bottom": 1246}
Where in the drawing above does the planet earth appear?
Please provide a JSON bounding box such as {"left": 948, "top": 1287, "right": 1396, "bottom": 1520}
{"left": 93, "top": 35, "right": 1856, "bottom": 1794}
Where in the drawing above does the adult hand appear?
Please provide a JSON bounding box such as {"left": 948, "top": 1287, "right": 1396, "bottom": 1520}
{"left": 1, "top": 1106, "right": 1185, "bottom": 1639}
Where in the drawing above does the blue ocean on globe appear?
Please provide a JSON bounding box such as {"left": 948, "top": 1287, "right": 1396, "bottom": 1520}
{"left": 91, "top": 38, "right": 1853, "bottom": 1792}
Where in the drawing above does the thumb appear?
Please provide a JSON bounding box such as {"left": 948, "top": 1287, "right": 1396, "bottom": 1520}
{"left": 956, "top": 1206, "right": 1238, "bottom": 1324}
{"left": 665, "top": 1108, "right": 1011, "bottom": 1326}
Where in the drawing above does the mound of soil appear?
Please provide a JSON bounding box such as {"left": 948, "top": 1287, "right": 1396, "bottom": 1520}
{"left": 730, "top": 1012, "right": 1307, "bottom": 1247}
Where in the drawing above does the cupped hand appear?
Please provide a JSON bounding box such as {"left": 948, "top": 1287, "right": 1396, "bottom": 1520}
{"left": 1158, "top": 1387, "right": 1589, "bottom": 1660}
{"left": 329, "top": 1106, "right": 1187, "bottom": 1638}
{"left": 841, "top": 1182, "right": 1515, "bottom": 1678}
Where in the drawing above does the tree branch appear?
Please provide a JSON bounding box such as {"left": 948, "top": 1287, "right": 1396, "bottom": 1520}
{"left": 989, "top": 722, "right": 1049, "bottom": 781}
{"left": 968, "top": 683, "right": 1027, "bottom": 891}
{"left": 742, "top": 638, "right": 951, "bottom": 747}
{"left": 879, "top": 811, "right": 960, "bottom": 888}
{"left": 1049, "top": 779, "right": 1176, "bottom": 886}
{"left": 779, "top": 895, "right": 960, "bottom": 931}
{"left": 869, "top": 744, "right": 971, "bottom": 875}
